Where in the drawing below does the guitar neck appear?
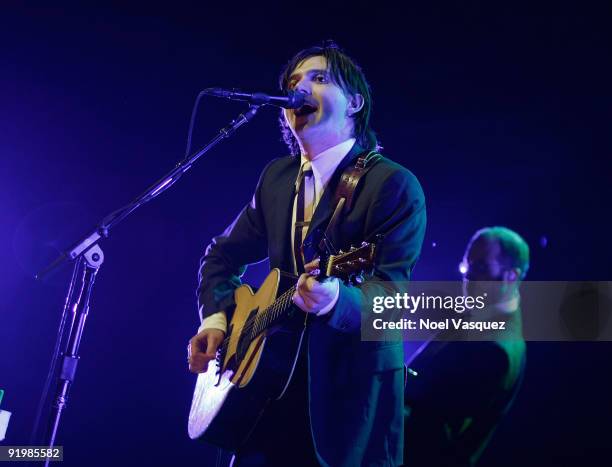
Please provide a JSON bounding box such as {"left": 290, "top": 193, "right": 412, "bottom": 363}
{"left": 250, "top": 285, "right": 298, "bottom": 337}
{"left": 247, "top": 240, "right": 374, "bottom": 339}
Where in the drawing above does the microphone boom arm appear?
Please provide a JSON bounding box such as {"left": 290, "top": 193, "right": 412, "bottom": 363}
{"left": 36, "top": 103, "right": 260, "bottom": 279}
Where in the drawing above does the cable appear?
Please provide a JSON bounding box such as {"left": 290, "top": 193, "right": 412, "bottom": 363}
{"left": 185, "top": 91, "right": 207, "bottom": 158}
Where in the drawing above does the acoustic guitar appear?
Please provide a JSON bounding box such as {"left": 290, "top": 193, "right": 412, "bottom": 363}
{"left": 188, "top": 241, "right": 376, "bottom": 450}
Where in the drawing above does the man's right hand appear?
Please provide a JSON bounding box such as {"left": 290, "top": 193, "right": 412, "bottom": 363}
{"left": 188, "top": 328, "right": 225, "bottom": 373}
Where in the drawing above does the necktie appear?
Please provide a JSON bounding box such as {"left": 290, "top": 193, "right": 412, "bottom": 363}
{"left": 293, "top": 161, "right": 314, "bottom": 274}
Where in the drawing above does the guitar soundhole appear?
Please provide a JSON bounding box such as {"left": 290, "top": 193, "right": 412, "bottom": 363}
{"left": 236, "top": 308, "right": 259, "bottom": 362}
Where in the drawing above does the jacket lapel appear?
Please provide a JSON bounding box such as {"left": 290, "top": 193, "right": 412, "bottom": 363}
{"left": 274, "top": 157, "right": 301, "bottom": 270}
{"left": 303, "top": 143, "right": 365, "bottom": 261}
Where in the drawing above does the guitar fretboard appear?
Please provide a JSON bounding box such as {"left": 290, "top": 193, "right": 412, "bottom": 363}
{"left": 249, "top": 285, "right": 297, "bottom": 338}
{"left": 218, "top": 284, "right": 298, "bottom": 359}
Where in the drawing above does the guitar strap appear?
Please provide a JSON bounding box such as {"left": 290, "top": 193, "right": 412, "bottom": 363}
{"left": 318, "top": 150, "right": 383, "bottom": 254}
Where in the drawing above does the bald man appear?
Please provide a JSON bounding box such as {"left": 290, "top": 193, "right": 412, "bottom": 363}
{"left": 403, "top": 227, "right": 529, "bottom": 467}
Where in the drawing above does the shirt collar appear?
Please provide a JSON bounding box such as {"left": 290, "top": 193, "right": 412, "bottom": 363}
{"left": 300, "top": 138, "right": 356, "bottom": 186}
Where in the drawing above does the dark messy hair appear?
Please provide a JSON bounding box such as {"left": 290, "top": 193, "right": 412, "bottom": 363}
{"left": 278, "top": 41, "right": 377, "bottom": 156}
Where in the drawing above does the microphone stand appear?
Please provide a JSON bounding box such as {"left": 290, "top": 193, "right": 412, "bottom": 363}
{"left": 35, "top": 104, "right": 260, "bottom": 466}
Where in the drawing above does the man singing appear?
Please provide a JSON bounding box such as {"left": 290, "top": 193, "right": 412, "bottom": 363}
{"left": 189, "top": 42, "right": 426, "bottom": 466}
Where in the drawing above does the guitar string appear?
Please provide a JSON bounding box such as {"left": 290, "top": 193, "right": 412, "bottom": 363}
{"left": 217, "top": 285, "right": 297, "bottom": 357}
{"left": 217, "top": 266, "right": 344, "bottom": 357}
{"left": 215, "top": 249, "right": 370, "bottom": 361}
{"left": 217, "top": 286, "right": 293, "bottom": 357}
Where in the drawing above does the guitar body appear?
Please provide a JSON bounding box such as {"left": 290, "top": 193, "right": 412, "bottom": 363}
{"left": 188, "top": 241, "right": 376, "bottom": 451}
{"left": 188, "top": 268, "right": 306, "bottom": 451}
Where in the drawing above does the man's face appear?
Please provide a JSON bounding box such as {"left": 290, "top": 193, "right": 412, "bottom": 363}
{"left": 462, "top": 237, "right": 512, "bottom": 303}
{"left": 283, "top": 55, "right": 354, "bottom": 151}
{"left": 463, "top": 237, "right": 505, "bottom": 282}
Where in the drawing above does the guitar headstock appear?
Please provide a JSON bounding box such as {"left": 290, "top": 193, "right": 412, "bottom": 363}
{"left": 321, "top": 241, "right": 376, "bottom": 284}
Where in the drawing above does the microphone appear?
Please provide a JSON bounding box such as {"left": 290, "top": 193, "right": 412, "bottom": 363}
{"left": 202, "top": 88, "right": 306, "bottom": 109}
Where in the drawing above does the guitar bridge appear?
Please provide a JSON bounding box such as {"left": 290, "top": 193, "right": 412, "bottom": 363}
{"left": 214, "top": 348, "right": 226, "bottom": 386}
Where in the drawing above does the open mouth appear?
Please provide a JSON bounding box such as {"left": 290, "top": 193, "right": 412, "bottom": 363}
{"left": 294, "top": 103, "right": 318, "bottom": 117}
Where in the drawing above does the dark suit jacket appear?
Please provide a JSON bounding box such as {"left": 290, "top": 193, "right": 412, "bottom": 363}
{"left": 198, "top": 143, "right": 427, "bottom": 466}
{"left": 403, "top": 310, "right": 526, "bottom": 467}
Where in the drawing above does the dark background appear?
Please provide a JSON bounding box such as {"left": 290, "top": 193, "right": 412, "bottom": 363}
{"left": 1, "top": 2, "right": 610, "bottom": 466}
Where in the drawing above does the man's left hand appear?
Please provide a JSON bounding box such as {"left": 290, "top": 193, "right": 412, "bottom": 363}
{"left": 292, "top": 259, "right": 340, "bottom": 316}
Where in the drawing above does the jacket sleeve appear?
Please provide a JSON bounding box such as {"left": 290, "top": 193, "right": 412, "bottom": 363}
{"left": 326, "top": 167, "right": 427, "bottom": 333}
{"left": 196, "top": 163, "right": 271, "bottom": 321}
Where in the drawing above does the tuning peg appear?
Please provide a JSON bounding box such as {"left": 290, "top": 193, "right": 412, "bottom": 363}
{"left": 361, "top": 241, "right": 368, "bottom": 246}
{"left": 347, "top": 272, "right": 365, "bottom": 285}
{"left": 350, "top": 245, "right": 356, "bottom": 251}
{"left": 358, "top": 258, "right": 367, "bottom": 263}
{"left": 339, "top": 249, "right": 345, "bottom": 254}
